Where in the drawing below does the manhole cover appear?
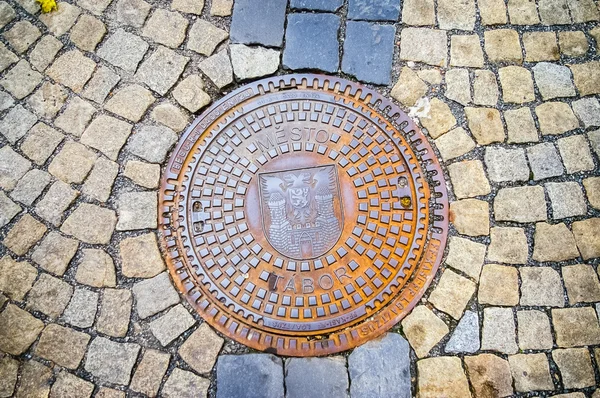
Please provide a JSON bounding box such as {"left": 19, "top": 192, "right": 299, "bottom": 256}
{"left": 159, "top": 75, "right": 449, "bottom": 356}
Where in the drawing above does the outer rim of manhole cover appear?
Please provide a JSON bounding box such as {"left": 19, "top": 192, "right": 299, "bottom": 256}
{"left": 159, "top": 74, "right": 449, "bottom": 356}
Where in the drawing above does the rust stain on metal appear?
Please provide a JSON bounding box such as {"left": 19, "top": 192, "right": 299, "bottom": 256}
{"left": 159, "top": 75, "right": 449, "bottom": 356}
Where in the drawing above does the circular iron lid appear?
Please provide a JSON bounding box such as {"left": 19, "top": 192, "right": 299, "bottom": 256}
{"left": 159, "top": 74, "right": 449, "bottom": 356}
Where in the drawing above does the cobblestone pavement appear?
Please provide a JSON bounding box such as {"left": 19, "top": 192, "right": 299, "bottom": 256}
{"left": 0, "top": 0, "right": 600, "bottom": 396}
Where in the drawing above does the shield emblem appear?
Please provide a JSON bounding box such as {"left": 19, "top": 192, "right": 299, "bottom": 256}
{"left": 258, "top": 165, "right": 343, "bottom": 260}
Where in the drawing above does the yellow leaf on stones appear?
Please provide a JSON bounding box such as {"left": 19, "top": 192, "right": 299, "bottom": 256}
{"left": 37, "top": 0, "right": 57, "bottom": 13}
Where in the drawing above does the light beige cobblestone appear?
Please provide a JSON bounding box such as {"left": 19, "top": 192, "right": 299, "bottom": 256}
{"left": 532, "top": 222, "right": 579, "bottom": 262}
{"left": 401, "top": 305, "right": 449, "bottom": 358}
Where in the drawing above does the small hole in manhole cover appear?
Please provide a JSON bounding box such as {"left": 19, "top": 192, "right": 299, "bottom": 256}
{"left": 159, "top": 74, "right": 449, "bottom": 356}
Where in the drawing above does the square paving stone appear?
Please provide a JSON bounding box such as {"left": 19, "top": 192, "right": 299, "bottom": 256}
{"left": 132, "top": 272, "right": 180, "bottom": 319}
{"left": 508, "top": 353, "right": 554, "bottom": 392}
{"left": 532, "top": 222, "right": 579, "bottom": 262}
{"left": 211, "top": 0, "right": 233, "bottom": 15}
{"left": 348, "top": 0, "right": 401, "bottom": 21}
{"left": 75, "top": 249, "right": 116, "bottom": 288}
{"left": 428, "top": 269, "right": 475, "bottom": 320}
{"left": 29, "top": 35, "right": 63, "bottom": 72}
{"left": 3, "top": 20, "right": 41, "bottom": 54}
{"left": 484, "top": 147, "right": 529, "bottom": 183}
{"left": 231, "top": 44, "right": 280, "bottom": 80}
{"left": 437, "top": 0, "right": 476, "bottom": 30}
{"left": 179, "top": 323, "right": 224, "bottom": 374}
{"left": 559, "top": 31, "right": 589, "bottom": 56}
{"left": 104, "top": 84, "right": 156, "bottom": 122}
{"left": 115, "top": 0, "right": 152, "bottom": 28}
{"left": 35, "top": 180, "right": 78, "bottom": 226}
{"left": 484, "top": 29, "right": 522, "bottom": 63}
{"left": 230, "top": 0, "right": 287, "bottom": 47}
{"left": 527, "top": 143, "right": 564, "bottom": 180}
{"left": 136, "top": 46, "right": 189, "bottom": 95}
{"left": 35, "top": 324, "right": 90, "bottom": 369}
{"left": 517, "top": 310, "right": 553, "bottom": 350}
{"left": 26, "top": 82, "right": 68, "bottom": 119}
{"left": 572, "top": 218, "right": 600, "bottom": 260}
{"left": 283, "top": 13, "right": 340, "bottom": 73}
{"left": 81, "top": 115, "right": 132, "bottom": 161}
{"left": 127, "top": 125, "right": 177, "bottom": 163}
{"left": 523, "top": 31, "right": 559, "bottom": 62}
{"left": 448, "top": 198, "right": 489, "bottom": 236}
{"left": 487, "top": 227, "right": 528, "bottom": 264}
{"left": 163, "top": 368, "right": 210, "bottom": 398}
{"left": 572, "top": 97, "right": 600, "bottom": 127}
{"left": 546, "top": 181, "right": 587, "bottom": 219}
{"left": 85, "top": 337, "right": 140, "bottom": 385}
{"left": 434, "top": 126, "right": 476, "bottom": 160}
{"left": 563, "top": 264, "right": 600, "bottom": 304}
{"left": 533, "top": 62, "right": 576, "bottom": 100}
{"left": 61, "top": 203, "right": 117, "bottom": 244}
{"left": 445, "top": 68, "right": 471, "bottom": 105}
{"left": 82, "top": 66, "right": 121, "bottom": 105}
{"left": 342, "top": 21, "right": 395, "bottom": 85}
{"left": 130, "top": 349, "right": 170, "bottom": 396}
{"left": 464, "top": 354, "right": 513, "bottom": 398}
{"left": 173, "top": 75, "right": 211, "bottom": 113}
{"left": 0, "top": 2, "right": 15, "bottom": 29}
{"left": 465, "top": 107, "right": 505, "bottom": 145}
{"left": 520, "top": 266, "right": 565, "bottom": 307}
{"left": 494, "top": 186, "right": 547, "bottom": 223}
{"left": 0, "top": 105, "right": 37, "bottom": 144}
{"left": 558, "top": 134, "right": 595, "bottom": 173}
{"left": 47, "top": 50, "right": 96, "bottom": 93}
{"left": 570, "top": 61, "right": 600, "bottom": 96}
{"left": 536, "top": 102, "right": 580, "bottom": 136}
{"left": 10, "top": 169, "right": 51, "bottom": 206}
{"left": 584, "top": 176, "right": 600, "bottom": 209}
{"left": 0, "top": 146, "right": 32, "bottom": 191}
{"left": 54, "top": 96, "right": 96, "bottom": 137}
{"left": 31, "top": 231, "right": 78, "bottom": 276}
{"left": 1, "top": 60, "right": 42, "bottom": 99}
{"left": 39, "top": 1, "right": 81, "bottom": 36}
{"left": 20, "top": 123, "right": 64, "bottom": 166}
{"left": 17, "top": 360, "right": 52, "bottom": 398}
{"left": 290, "top": 0, "right": 342, "bottom": 11}
{"left": 444, "top": 236, "right": 486, "bottom": 281}
{"left": 479, "top": 264, "right": 519, "bottom": 306}
{"left": 97, "top": 28, "right": 149, "bottom": 73}
{"left": 0, "top": 356, "right": 18, "bottom": 398}
{"left": 188, "top": 19, "right": 229, "bottom": 56}
{"left": 124, "top": 160, "right": 160, "bottom": 189}
{"left": 0, "top": 213, "right": 44, "bottom": 256}
{"left": 553, "top": 348, "right": 596, "bottom": 388}
{"left": 48, "top": 140, "right": 98, "bottom": 184}
{"left": 391, "top": 66, "right": 428, "bottom": 107}
{"left": 96, "top": 288, "right": 132, "bottom": 337}
{"left": 82, "top": 158, "right": 119, "bottom": 203}
{"left": 0, "top": 255, "right": 37, "bottom": 302}
{"left": 27, "top": 273, "right": 73, "bottom": 319}
{"left": 447, "top": 160, "right": 491, "bottom": 199}
{"left": 401, "top": 305, "right": 448, "bottom": 358}
{"left": 199, "top": 50, "right": 234, "bottom": 89}
{"left": 120, "top": 233, "right": 165, "bottom": 278}
{"left": 150, "top": 304, "right": 196, "bottom": 346}
{"left": 216, "top": 354, "right": 284, "bottom": 398}
{"left": 568, "top": 0, "right": 600, "bottom": 22}
{"left": 400, "top": 28, "right": 447, "bottom": 67}
{"left": 116, "top": 191, "right": 157, "bottom": 230}
{"left": 539, "top": 0, "right": 571, "bottom": 24}
{"left": 481, "top": 307, "right": 518, "bottom": 354}
{"left": 0, "top": 304, "right": 44, "bottom": 355}
{"left": 50, "top": 371, "right": 93, "bottom": 398}
{"left": 450, "top": 34, "right": 484, "bottom": 68}
{"left": 417, "top": 356, "right": 471, "bottom": 398}
{"left": 553, "top": 308, "right": 600, "bottom": 347}
{"left": 474, "top": 70, "right": 499, "bottom": 105}
{"left": 62, "top": 288, "right": 98, "bottom": 328}
{"left": 287, "top": 356, "right": 349, "bottom": 398}
{"left": 69, "top": 14, "right": 106, "bottom": 52}
{"left": 142, "top": 9, "right": 188, "bottom": 49}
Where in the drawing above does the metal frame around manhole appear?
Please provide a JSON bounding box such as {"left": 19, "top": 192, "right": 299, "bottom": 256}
{"left": 158, "top": 74, "right": 449, "bottom": 356}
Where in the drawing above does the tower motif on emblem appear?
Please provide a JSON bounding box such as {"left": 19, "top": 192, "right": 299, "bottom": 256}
{"left": 259, "top": 165, "right": 343, "bottom": 259}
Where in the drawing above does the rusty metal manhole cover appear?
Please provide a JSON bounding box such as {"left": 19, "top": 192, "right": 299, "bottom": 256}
{"left": 159, "top": 75, "right": 449, "bottom": 356}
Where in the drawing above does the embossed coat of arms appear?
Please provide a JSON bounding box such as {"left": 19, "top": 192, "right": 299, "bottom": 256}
{"left": 258, "top": 165, "right": 343, "bottom": 260}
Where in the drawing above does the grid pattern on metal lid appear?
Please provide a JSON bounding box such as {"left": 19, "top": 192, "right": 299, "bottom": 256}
{"left": 159, "top": 74, "right": 449, "bottom": 356}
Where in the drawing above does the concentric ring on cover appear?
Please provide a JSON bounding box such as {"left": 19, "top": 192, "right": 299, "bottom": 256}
{"left": 159, "top": 74, "right": 449, "bottom": 356}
